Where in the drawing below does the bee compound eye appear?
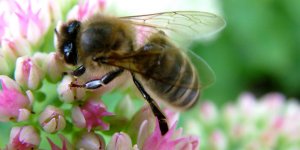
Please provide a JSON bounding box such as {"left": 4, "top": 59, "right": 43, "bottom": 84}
{"left": 67, "top": 21, "right": 81, "bottom": 35}
{"left": 63, "top": 42, "right": 77, "bottom": 65}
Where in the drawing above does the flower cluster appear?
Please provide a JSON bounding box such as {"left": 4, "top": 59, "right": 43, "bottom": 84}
{"left": 0, "top": 0, "right": 199, "bottom": 149}
{"left": 184, "top": 92, "right": 300, "bottom": 149}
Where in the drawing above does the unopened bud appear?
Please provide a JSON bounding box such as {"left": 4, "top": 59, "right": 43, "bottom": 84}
{"left": 8, "top": 126, "right": 41, "bottom": 149}
{"left": 15, "top": 56, "right": 44, "bottom": 90}
{"left": 39, "top": 105, "right": 66, "bottom": 133}
{"left": 57, "top": 76, "right": 85, "bottom": 103}
{"left": 1, "top": 37, "right": 31, "bottom": 65}
{"left": 45, "top": 52, "right": 66, "bottom": 82}
{"left": 75, "top": 132, "right": 106, "bottom": 150}
{"left": 107, "top": 132, "right": 132, "bottom": 150}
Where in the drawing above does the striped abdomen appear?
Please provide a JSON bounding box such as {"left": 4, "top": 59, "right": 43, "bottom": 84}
{"left": 140, "top": 46, "right": 200, "bottom": 110}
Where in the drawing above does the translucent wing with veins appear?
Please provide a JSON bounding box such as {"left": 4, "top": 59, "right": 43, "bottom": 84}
{"left": 121, "top": 11, "right": 226, "bottom": 45}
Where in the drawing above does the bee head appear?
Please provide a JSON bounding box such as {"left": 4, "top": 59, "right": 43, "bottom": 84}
{"left": 55, "top": 20, "right": 81, "bottom": 65}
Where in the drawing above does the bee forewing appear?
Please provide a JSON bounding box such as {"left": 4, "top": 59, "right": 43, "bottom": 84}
{"left": 121, "top": 11, "right": 226, "bottom": 46}
{"left": 187, "top": 50, "right": 215, "bottom": 89}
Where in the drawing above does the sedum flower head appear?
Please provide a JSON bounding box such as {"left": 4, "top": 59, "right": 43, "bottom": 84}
{"left": 0, "top": 0, "right": 216, "bottom": 149}
{"left": 185, "top": 92, "right": 300, "bottom": 149}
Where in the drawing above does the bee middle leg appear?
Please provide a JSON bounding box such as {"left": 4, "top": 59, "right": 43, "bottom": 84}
{"left": 131, "top": 73, "right": 169, "bottom": 135}
{"left": 70, "top": 68, "right": 124, "bottom": 89}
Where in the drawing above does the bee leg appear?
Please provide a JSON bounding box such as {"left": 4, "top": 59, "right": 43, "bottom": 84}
{"left": 70, "top": 68, "right": 124, "bottom": 89}
{"left": 72, "top": 65, "right": 86, "bottom": 77}
{"left": 131, "top": 73, "right": 169, "bottom": 135}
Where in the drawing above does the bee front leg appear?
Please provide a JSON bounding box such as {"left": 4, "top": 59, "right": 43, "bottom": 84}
{"left": 62, "top": 65, "right": 86, "bottom": 77}
{"left": 72, "top": 65, "right": 86, "bottom": 77}
{"left": 131, "top": 73, "right": 169, "bottom": 135}
{"left": 70, "top": 68, "right": 124, "bottom": 89}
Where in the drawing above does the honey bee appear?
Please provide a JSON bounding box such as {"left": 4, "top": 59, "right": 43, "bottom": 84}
{"left": 55, "top": 11, "right": 225, "bottom": 135}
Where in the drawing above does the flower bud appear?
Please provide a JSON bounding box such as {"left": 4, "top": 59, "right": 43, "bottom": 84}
{"left": 45, "top": 52, "right": 66, "bottom": 83}
{"left": 15, "top": 56, "right": 44, "bottom": 90}
{"left": 209, "top": 130, "right": 227, "bottom": 150}
{"left": 199, "top": 101, "right": 218, "bottom": 125}
{"left": 45, "top": 0, "right": 63, "bottom": 22}
{"left": 126, "top": 105, "right": 156, "bottom": 142}
{"left": 39, "top": 105, "right": 66, "bottom": 133}
{"left": 57, "top": 76, "right": 86, "bottom": 103}
{"left": 18, "top": 108, "right": 31, "bottom": 122}
{"left": 1, "top": 37, "right": 31, "bottom": 65}
{"left": 115, "top": 95, "right": 135, "bottom": 119}
{"left": 8, "top": 126, "right": 41, "bottom": 149}
{"left": 0, "top": 75, "right": 31, "bottom": 122}
{"left": 75, "top": 131, "right": 106, "bottom": 150}
{"left": 71, "top": 100, "right": 113, "bottom": 131}
{"left": 107, "top": 132, "right": 132, "bottom": 150}
{"left": 137, "top": 120, "right": 153, "bottom": 148}
{"left": 32, "top": 52, "right": 49, "bottom": 73}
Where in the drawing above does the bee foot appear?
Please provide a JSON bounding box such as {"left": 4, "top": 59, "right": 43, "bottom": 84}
{"left": 69, "top": 82, "right": 85, "bottom": 88}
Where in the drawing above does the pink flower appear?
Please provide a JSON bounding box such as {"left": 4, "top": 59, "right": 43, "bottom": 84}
{"left": 71, "top": 100, "right": 113, "bottom": 131}
{"left": 47, "top": 134, "right": 73, "bottom": 150}
{"left": 0, "top": 75, "right": 31, "bottom": 122}
{"left": 7, "top": 0, "right": 50, "bottom": 46}
{"left": 141, "top": 120, "right": 200, "bottom": 150}
{"left": 15, "top": 56, "right": 44, "bottom": 90}
{"left": 67, "top": 0, "right": 106, "bottom": 21}
{"left": 7, "top": 126, "right": 41, "bottom": 150}
{"left": 131, "top": 106, "right": 199, "bottom": 150}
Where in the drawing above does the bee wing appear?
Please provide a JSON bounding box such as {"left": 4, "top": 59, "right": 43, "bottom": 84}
{"left": 120, "top": 11, "right": 226, "bottom": 45}
{"left": 187, "top": 50, "right": 215, "bottom": 89}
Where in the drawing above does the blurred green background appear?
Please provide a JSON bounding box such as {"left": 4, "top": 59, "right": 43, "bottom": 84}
{"left": 192, "top": 0, "right": 300, "bottom": 105}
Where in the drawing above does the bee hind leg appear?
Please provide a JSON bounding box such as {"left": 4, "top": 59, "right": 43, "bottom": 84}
{"left": 70, "top": 68, "right": 124, "bottom": 89}
{"left": 131, "top": 73, "right": 169, "bottom": 135}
